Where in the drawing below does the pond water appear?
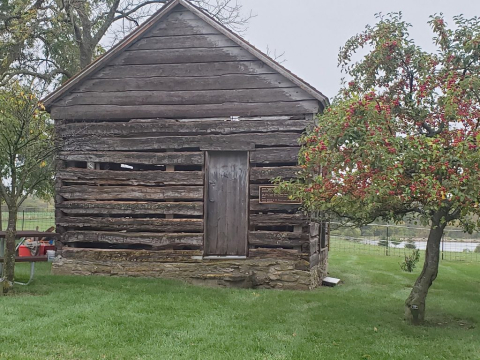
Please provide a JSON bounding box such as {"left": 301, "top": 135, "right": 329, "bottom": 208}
{"left": 360, "top": 239, "right": 479, "bottom": 252}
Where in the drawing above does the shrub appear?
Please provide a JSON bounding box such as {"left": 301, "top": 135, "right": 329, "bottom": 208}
{"left": 401, "top": 250, "right": 420, "bottom": 272}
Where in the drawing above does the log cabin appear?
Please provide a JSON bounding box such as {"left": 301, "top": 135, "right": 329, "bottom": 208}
{"left": 43, "top": 0, "right": 330, "bottom": 289}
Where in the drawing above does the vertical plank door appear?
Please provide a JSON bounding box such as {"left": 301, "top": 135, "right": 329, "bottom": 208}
{"left": 205, "top": 151, "right": 248, "bottom": 256}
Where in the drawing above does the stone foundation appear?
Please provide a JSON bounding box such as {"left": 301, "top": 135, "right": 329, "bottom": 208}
{"left": 52, "top": 248, "right": 328, "bottom": 290}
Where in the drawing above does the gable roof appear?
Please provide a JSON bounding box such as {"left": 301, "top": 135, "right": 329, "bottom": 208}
{"left": 43, "top": 0, "right": 329, "bottom": 111}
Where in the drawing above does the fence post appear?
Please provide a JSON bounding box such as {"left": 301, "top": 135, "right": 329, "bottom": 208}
{"left": 441, "top": 233, "right": 445, "bottom": 260}
{"left": 22, "top": 210, "right": 25, "bottom": 230}
{"left": 386, "top": 226, "right": 389, "bottom": 256}
{"left": 0, "top": 199, "right": 3, "bottom": 276}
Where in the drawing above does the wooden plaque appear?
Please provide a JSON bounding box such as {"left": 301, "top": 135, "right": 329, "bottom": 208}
{"left": 258, "top": 186, "right": 301, "bottom": 204}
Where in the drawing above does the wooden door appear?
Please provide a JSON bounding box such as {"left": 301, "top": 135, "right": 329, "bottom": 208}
{"left": 205, "top": 151, "right": 248, "bottom": 256}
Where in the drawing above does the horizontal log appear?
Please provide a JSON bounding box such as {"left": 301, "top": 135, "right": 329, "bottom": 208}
{"left": 57, "top": 217, "right": 203, "bottom": 232}
{"left": 249, "top": 248, "right": 309, "bottom": 262}
{"left": 60, "top": 248, "right": 203, "bottom": 262}
{"left": 51, "top": 101, "right": 320, "bottom": 120}
{"left": 57, "top": 152, "right": 204, "bottom": 166}
{"left": 93, "top": 61, "right": 275, "bottom": 79}
{"left": 250, "top": 200, "right": 301, "bottom": 212}
{"left": 250, "top": 213, "right": 308, "bottom": 226}
{"left": 58, "top": 201, "right": 203, "bottom": 216}
{"left": 59, "top": 186, "right": 203, "bottom": 201}
{"left": 249, "top": 231, "right": 309, "bottom": 248}
{"left": 250, "top": 184, "right": 260, "bottom": 198}
{"left": 63, "top": 231, "right": 203, "bottom": 249}
{"left": 57, "top": 169, "right": 203, "bottom": 186}
{"left": 61, "top": 132, "right": 302, "bottom": 151}
{"left": 112, "top": 47, "right": 257, "bottom": 66}
{"left": 58, "top": 119, "right": 308, "bottom": 138}
{"left": 74, "top": 74, "right": 299, "bottom": 93}
{"left": 130, "top": 34, "right": 238, "bottom": 50}
{"left": 250, "top": 147, "right": 300, "bottom": 164}
{"left": 250, "top": 166, "right": 301, "bottom": 182}
{"left": 149, "top": 15, "right": 223, "bottom": 37}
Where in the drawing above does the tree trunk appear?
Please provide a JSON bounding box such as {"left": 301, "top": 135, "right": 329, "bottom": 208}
{"left": 2, "top": 207, "right": 17, "bottom": 295}
{"left": 404, "top": 209, "right": 447, "bottom": 324}
{"left": 80, "top": 43, "right": 94, "bottom": 69}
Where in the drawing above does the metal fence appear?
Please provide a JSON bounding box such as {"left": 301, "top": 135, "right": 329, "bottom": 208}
{"left": 330, "top": 223, "right": 480, "bottom": 262}
{"left": 0, "top": 207, "right": 55, "bottom": 232}
{"left": 1, "top": 208, "right": 479, "bottom": 262}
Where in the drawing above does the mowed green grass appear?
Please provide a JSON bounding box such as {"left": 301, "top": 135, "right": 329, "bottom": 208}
{"left": 0, "top": 253, "right": 478, "bottom": 360}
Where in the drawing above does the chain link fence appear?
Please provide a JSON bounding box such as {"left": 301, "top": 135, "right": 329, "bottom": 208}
{"left": 330, "top": 223, "right": 480, "bottom": 262}
{"left": 0, "top": 206, "right": 55, "bottom": 232}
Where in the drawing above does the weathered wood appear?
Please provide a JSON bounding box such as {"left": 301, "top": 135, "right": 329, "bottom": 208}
{"left": 250, "top": 213, "right": 308, "bottom": 226}
{"left": 250, "top": 166, "right": 301, "bottom": 182}
{"left": 57, "top": 169, "right": 203, "bottom": 186}
{"left": 51, "top": 101, "right": 320, "bottom": 120}
{"left": 250, "top": 184, "right": 260, "bottom": 198}
{"left": 57, "top": 152, "right": 204, "bottom": 166}
{"left": 148, "top": 16, "right": 221, "bottom": 37}
{"left": 250, "top": 199, "right": 300, "bottom": 212}
{"left": 58, "top": 201, "right": 203, "bottom": 216}
{"left": 249, "top": 248, "right": 309, "bottom": 262}
{"left": 112, "top": 47, "right": 257, "bottom": 66}
{"left": 58, "top": 119, "right": 308, "bottom": 138}
{"left": 93, "top": 61, "right": 275, "bottom": 79}
{"left": 0, "top": 256, "right": 48, "bottom": 263}
{"left": 57, "top": 87, "right": 312, "bottom": 106}
{"left": 310, "top": 253, "right": 320, "bottom": 268}
{"left": 74, "top": 74, "right": 299, "bottom": 93}
{"left": 59, "top": 185, "right": 203, "bottom": 201}
{"left": 60, "top": 248, "right": 203, "bottom": 262}
{"left": 57, "top": 217, "right": 203, "bottom": 232}
{"left": 61, "top": 133, "right": 302, "bottom": 151}
{"left": 250, "top": 147, "right": 300, "bottom": 164}
{"left": 249, "top": 231, "right": 309, "bottom": 248}
{"left": 205, "top": 151, "right": 248, "bottom": 256}
{"left": 130, "top": 34, "right": 237, "bottom": 50}
{"left": 63, "top": 231, "right": 203, "bottom": 249}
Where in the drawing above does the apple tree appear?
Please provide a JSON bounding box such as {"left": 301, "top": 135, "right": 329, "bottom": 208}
{"left": 279, "top": 13, "right": 480, "bottom": 324}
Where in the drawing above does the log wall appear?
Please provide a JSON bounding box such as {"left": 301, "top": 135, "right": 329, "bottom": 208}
{"left": 55, "top": 115, "right": 325, "bottom": 262}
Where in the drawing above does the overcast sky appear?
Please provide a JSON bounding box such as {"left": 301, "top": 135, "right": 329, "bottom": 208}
{"left": 236, "top": 0, "right": 479, "bottom": 100}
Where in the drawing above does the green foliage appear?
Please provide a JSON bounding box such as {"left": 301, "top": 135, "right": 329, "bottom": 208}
{"left": 0, "top": 83, "right": 55, "bottom": 208}
{"left": 278, "top": 13, "right": 480, "bottom": 320}
{"left": 474, "top": 244, "right": 480, "bottom": 253}
{"left": 401, "top": 249, "right": 421, "bottom": 272}
{"left": 279, "top": 12, "right": 480, "bottom": 232}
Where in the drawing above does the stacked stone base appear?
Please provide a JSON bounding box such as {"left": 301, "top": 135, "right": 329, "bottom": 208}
{"left": 52, "top": 249, "right": 328, "bottom": 290}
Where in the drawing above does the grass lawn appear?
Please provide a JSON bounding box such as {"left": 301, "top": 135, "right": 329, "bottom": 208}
{"left": 0, "top": 253, "right": 478, "bottom": 360}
